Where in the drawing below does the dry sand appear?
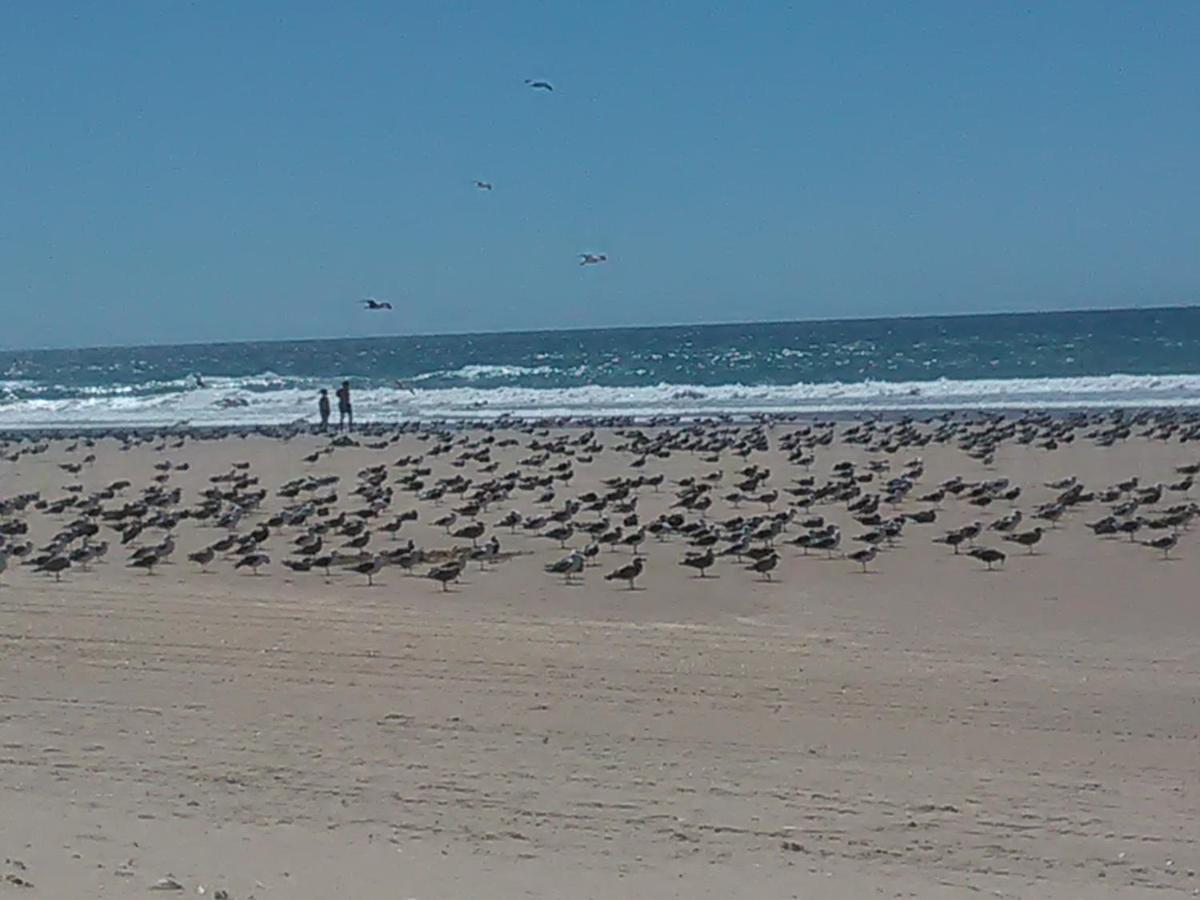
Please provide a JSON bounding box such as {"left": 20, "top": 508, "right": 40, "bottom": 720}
{"left": 1, "top": 422, "right": 1198, "bottom": 898}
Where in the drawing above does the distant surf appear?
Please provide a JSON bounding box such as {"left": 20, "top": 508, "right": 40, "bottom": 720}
{"left": 2, "top": 307, "right": 1199, "bottom": 427}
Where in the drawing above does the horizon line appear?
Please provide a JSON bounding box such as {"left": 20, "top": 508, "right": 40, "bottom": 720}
{"left": 2, "top": 301, "right": 1196, "bottom": 356}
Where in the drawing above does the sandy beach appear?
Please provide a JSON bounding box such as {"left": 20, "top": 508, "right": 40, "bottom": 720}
{"left": 1, "top": 415, "right": 1198, "bottom": 898}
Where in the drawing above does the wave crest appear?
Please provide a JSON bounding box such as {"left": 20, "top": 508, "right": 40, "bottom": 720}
{"left": 2, "top": 373, "right": 1199, "bottom": 427}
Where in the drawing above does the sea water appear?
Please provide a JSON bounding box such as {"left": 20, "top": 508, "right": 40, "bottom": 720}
{"left": 2, "top": 307, "right": 1199, "bottom": 427}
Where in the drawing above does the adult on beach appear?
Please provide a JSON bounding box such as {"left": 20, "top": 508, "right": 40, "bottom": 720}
{"left": 336, "top": 380, "right": 353, "bottom": 431}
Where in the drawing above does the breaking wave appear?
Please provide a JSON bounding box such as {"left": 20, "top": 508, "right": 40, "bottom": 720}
{"left": 2, "top": 372, "right": 1199, "bottom": 428}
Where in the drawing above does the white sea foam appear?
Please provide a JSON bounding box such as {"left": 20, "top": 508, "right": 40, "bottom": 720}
{"left": 408, "top": 364, "right": 557, "bottom": 383}
{"left": 2, "top": 373, "right": 1200, "bottom": 428}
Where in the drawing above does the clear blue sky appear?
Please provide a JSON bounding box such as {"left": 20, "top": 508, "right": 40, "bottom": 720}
{"left": 2, "top": 2, "right": 1198, "bottom": 350}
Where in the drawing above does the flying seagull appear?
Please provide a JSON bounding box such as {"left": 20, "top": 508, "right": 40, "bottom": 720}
{"left": 361, "top": 298, "right": 393, "bottom": 310}
{"left": 474, "top": 180, "right": 493, "bottom": 191}
{"left": 579, "top": 253, "right": 608, "bottom": 266}
{"left": 525, "top": 79, "right": 554, "bottom": 91}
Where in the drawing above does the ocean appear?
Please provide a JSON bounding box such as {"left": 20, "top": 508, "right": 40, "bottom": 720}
{"left": 2, "top": 307, "right": 1199, "bottom": 428}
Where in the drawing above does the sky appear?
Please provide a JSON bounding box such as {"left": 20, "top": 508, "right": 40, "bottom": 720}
{"left": 1, "top": 2, "right": 1198, "bottom": 350}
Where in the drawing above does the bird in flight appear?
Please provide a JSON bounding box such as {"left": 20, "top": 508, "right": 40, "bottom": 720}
{"left": 525, "top": 79, "right": 554, "bottom": 92}
{"left": 579, "top": 253, "right": 608, "bottom": 266}
{"left": 474, "top": 180, "right": 493, "bottom": 191}
{"left": 361, "top": 298, "right": 393, "bottom": 310}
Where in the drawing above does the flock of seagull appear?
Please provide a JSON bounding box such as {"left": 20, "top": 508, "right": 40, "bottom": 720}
{"left": 355, "top": 77, "right": 605, "bottom": 313}
{"left": 1, "top": 410, "right": 1198, "bottom": 596}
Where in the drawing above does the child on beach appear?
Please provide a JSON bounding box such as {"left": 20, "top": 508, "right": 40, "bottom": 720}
{"left": 318, "top": 389, "right": 331, "bottom": 431}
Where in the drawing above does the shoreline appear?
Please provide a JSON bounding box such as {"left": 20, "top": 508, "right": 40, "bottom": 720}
{"left": 2, "top": 403, "right": 1200, "bottom": 439}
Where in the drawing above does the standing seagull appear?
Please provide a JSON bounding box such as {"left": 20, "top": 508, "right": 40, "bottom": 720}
{"left": 37, "top": 555, "right": 72, "bottom": 582}
{"left": 1004, "top": 527, "right": 1044, "bottom": 555}
{"left": 188, "top": 546, "right": 216, "bottom": 572}
{"left": 525, "top": 79, "right": 554, "bottom": 91}
{"left": 605, "top": 556, "right": 644, "bottom": 590}
{"left": 1142, "top": 533, "right": 1178, "bottom": 559}
{"left": 848, "top": 545, "right": 877, "bottom": 573}
{"left": 361, "top": 298, "right": 393, "bottom": 310}
{"left": 545, "top": 551, "right": 585, "bottom": 584}
{"left": 352, "top": 556, "right": 385, "bottom": 586}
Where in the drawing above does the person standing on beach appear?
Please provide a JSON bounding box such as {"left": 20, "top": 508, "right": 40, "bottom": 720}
{"left": 317, "top": 389, "right": 331, "bottom": 431}
{"left": 336, "top": 380, "right": 353, "bottom": 431}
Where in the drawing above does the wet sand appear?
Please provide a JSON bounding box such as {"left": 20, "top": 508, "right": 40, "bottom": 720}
{"left": 1, "top": 419, "right": 1198, "bottom": 897}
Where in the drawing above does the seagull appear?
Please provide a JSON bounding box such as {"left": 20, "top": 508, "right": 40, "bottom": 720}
{"left": 496, "top": 510, "right": 523, "bottom": 532}
{"left": 37, "top": 555, "right": 71, "bottom": 582}
{"left": 847, "top": 545, "right": 877, "bottom": 573}
{"left": 127, "top": 553, "right": 160, "bottom": 575}
{"left": 470, "top": 536, "right": 501, "bottom": 570}
{"left": 69, "top": 542, "right": 105, "bottom": 571}
{"left": 745, "top": 552, "right": 779, "bottom": 581}
{"left": 1004, "top": 527, "right": 1044, "bottom": 554}
{"left": 605, "top": 556, "right": 644, "bottom": 590}
{"left": 542, "top": 524, "right": 574, "bottom": 548}
{"left": 525, "top": 79, "right": 554, "bottom": 91}
{"left": 235, "top": 552, "right": 270, "bottom": 575}
{"left": 544, "top": 551, "right": 584, "bottom": 583}
{"left": 361, "top": 298, "right": 393, "bottom": 310}
{"left": 990, "top": 509, "right": 1022, "bottom": 533}
{"left": 474, "top": 180, "right": 493, "bottom": 191}
{"left": 427, "top": 559, "right": 464, "bottom": 591}
{"left": 1142, "top": 533, "right": 1178, "bottom": 559}
{"left": 933, "top": 529, "right": 968, "bottom": 554}
{"left": 352, "top": 556, "right": 385, "bottom": 586}
{"left": 579, "top": 253, "right": 608, "bottom": 266}
{"left": 958, "top": 521, "right": 984, "bottom": 544}
{"left": 452, "top": 521, "right": 487, "bottom": 547}
{"left": 188, "top": 546, "right": 215, "bottom": 572}
{"left": 967, "top": 546, "right": 1006, "bottom": 570}
{"left": 679, "top": 548, "right": 715, "bottom": 578}
{"left": 810, "top": 529, "right": 841, "bottom": 558}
